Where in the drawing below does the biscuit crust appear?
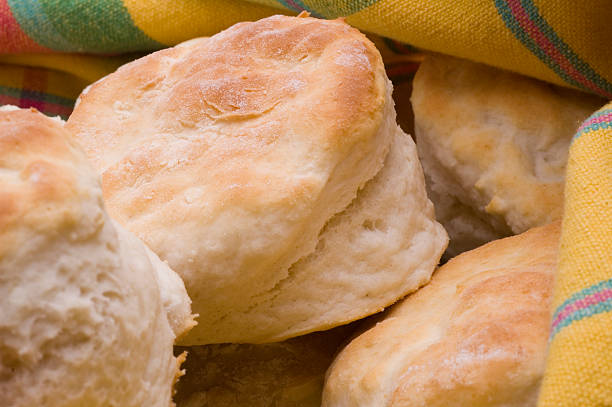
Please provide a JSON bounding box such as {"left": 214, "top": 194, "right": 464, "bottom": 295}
{"left": 68, "top": 16, "right": 446, "bottom": 344}
{"left": 323, "top": 222, "right": 559, "bottom": 407}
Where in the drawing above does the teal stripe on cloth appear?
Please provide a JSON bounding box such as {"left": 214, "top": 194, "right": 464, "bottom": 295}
{"left": 8, "top": 0, "right": 162, "bottom": 53}
{"left": 8, "top": 0, "right": 75, "bottom": 51}
{"left": 275, "top": 0, "right": 324, "bottom": 18}
{"left": 493, "top": 0, "right": 582, "bottom": 91}
{"left": 552, "top": 278, "right": 612, "bottom": 323}
{"left": 550, "top": 297, "right": 612, "bottom": 339}
{"left": 0, "top": 85, "right": 74, "bottom": 107}
{"left": 519, "top": 0, "right": 612, "bottom": 97}
{"left": 574, "top": 109, "right": 612, "bottom": 140}
{"left": 272, "top": 0, "right": 379, "bottom": 18}
{"left": 494, "top": 0, "right": 612, "bottom": 98}
{"left": 301, "top": 0, "right": 380, "bottom": 18}
{"left": 575, "top": 121, "right": 612, "bottom": 140}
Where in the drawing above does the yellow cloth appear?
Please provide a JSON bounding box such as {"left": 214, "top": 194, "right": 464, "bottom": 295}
{"left": 537, "top": 103, "right": 612, "bottom": 406}
{"left": 2, "top": 1, "right": 612, "bottom": 97}
{"left": 285, "top": 0, "right": 612, "bottom": 98}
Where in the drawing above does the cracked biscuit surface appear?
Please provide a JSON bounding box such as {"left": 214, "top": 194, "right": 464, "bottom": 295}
{"left": 0, "top": 107, "right": 192, "bottom": 406}
{"left": 67, "top": 15, "right": 446, "bottom": 344}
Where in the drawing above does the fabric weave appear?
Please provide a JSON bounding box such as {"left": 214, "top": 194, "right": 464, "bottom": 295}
{"left": 538, "top": 102, "right": 612, "bottom": 407}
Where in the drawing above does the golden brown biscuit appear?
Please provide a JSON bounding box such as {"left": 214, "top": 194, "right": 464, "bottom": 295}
{"left": 67, "top": 15, "right": 447, "bottom": 345}
{"left": 412, "top": 54, "right": 603, "bottom": 256}
{"left": 323, "top": 222, "right": 560, "bottom": 407}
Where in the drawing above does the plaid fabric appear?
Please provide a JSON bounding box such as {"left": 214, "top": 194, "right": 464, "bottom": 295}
{"left": 0, "top": 2, "right": 610, "bottom": 405}
{"left": 1, "top": 0, "right": 611, "bottom": 97}
{"left": 0, "top": 53, "right": 135, "bottom": 119}
{"left": 0, "top": 63, "right": 86, "bottom": 119}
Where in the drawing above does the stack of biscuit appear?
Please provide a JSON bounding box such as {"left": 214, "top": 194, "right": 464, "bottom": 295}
{"left": 0, "top": 13, "right": 605, "bottom": 407}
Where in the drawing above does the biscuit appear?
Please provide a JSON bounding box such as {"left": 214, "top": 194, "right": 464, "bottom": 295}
{"left": 67, "top": 15, "right": 447, "bottom": 344}
{"left": 323, "top": 222, "right": 559, "bottom": 407}
{"left": 412, "top": 54, "right": 603, "bottom": 255}
{"left": 0, "top": 107, "right": 192, "bottom": 406}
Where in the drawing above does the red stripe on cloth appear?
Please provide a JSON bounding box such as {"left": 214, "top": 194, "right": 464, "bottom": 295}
{"left": 22, "top": 67, "right": 48, "bottom": 111}
{"left": 506, "top": 0, "right": 612, "bottom": 98}
{"left": 0, "top": 94, "right": 72, "bottom": 117}
{"left": 0, "top": 0, "right": 49, "bottom": 53}
{"left": 551, "top": 288, "right": 612, "bottom": 331}
{"left": 0, "top": 94, "right": 21, "bottom": 105}
{"left": 39, "top": 102, "right": 72, "bottom": 117}
{"left": 578, "top": 112, "right": 612, "bottom": 132}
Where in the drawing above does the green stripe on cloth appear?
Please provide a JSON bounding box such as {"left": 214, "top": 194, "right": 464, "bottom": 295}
{"left": 494, "top": 0, "right": 580, "bottom": 90}
{"left": 275, "top": 0, "right": 324, "bottom": 18}
{"left": 275, "top": 0, "right": 379, "bottom": 18}
{"left": 550, "top": 278, "right": 612, "bottom": 340}
{"left": 8, "top": 0, "right": 162, "bottom": 52}
{"left": 0, "top": 85, "right": 75, "bottom": 119}
{"left": 551, "top": 297, "right": 612, "bottom": 339}
{"left": 8, "top": 0, "right": 75, "bottom": 51}
{"left": 574, "top": 113, "right": 612, "bottom": 140}
{"left": 493, "top": 0, "right": 612, "bottom": 98}
{"left": 553, "top": 278, "right": 612, "bottom": 322}
{"left": 313, "top": 0, "right": 379, "bottom": 18}
{"left": 519, "top": 0, "right": 612, "bottom": 97}
{"left": 0, "top": 85, "right": 74, "bottom": 106}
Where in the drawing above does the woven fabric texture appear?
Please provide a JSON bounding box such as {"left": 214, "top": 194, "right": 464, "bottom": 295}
{"left": 537, "top": 103, "right": 612, "bottom": 407}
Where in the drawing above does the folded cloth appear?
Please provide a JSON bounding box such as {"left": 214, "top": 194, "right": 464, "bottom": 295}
{"left": 0, "top": 1, "right": 421, "bottom": 119}
{"left": 1, "top": 1, "right": 611, "bottom": 98}
{"left": 0, "top": 0, "right": 290, "bottom": 117}
{"left": 0, "top": 63, "right": 86, "bottom": 119}
{"left": 0, "top": 0, "right": 286, "bottom": 53}
{"left": 537, "top": 103, "right": 612, "bottom": 407}
{"left": 0, "top": 53, "right": 133, "bottom": 119}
